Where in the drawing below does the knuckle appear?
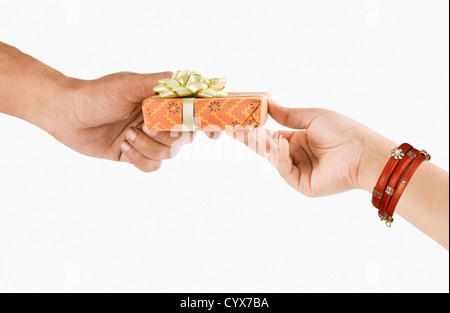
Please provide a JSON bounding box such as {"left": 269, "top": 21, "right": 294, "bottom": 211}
{"left": 284, "top": 108, "right": 296, "bottom": 125}
{"left": 312, "top": 108, "right": 323, "bottom": 114}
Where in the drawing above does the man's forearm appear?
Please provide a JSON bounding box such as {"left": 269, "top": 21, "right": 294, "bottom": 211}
{"left": 0, "top": 42, "right": 72, "bottom": 134}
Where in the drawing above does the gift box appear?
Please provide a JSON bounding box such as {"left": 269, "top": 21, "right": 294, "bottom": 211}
{"left": 142, "top": 71, "right": 269, "bottom": 131}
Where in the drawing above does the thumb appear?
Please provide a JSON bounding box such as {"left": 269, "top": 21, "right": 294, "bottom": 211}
{"left": 130, "top": 71, "right": 173, "bottom": 100}
{"left": 269, "top": 99, "right": 328, "bottom": 130}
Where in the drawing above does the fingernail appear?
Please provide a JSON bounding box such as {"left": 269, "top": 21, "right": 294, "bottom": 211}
{"left": 121, "top": 141, "right": 131, "bottom": 153}
{"left": 143, "top": 125, "right": 158, "bottom": 137}
{"left": 126, "top": 128, "right": 137, "bottom": 142}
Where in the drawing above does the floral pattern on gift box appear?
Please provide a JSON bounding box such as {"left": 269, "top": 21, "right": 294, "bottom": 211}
{"left": 248, "top": 117, "right": 257, "bottom": 127}
{"left": 250, "top": 99, "right": 262, "bottom": 110}
{"left": 232, "top": 120, "right": 241, "bottom": 129}
{"left": 209, "top": 101, "right": 221, "bottom": 113}
{"left": 168, "top": 103, "right": 180, "bottom": 114}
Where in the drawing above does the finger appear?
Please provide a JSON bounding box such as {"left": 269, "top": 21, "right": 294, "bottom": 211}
{"left": 142, "top": 125, "right": 196, "bottom": 147}
{"left": 228, "top": 128, "right": 301, "bottom": 189}
{"left": 228, "top": 128, "right": 294, "bottom": 146}
{"left": 227, "top": 128, "right": 279, "bottom": 163}
{"left": 268, "top": 99, "right": 329, "bottom": 130}
{"left": 125, "top": 128, "right": 179, "bottom": 160}
{"left": 276, "top": 136, "right": 301, "bottom": 190}
{"left": 227, "top": 130, "right": 259, "bottom": 156}
{"left": 120, "top": 141, "right": 162, "bottom": 173}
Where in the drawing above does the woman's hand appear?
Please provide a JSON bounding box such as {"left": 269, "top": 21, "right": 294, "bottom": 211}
{"left": 230, "top": 100, "right": 449, "bottom": 249}
{"left": 230, "top": 100, "right": 396, "bottom": 197}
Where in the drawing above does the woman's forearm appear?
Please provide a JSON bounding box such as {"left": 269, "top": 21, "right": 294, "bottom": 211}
{"left": 0, "top": 41, "right": 72, "bottom": 134}
{"left": 360, "top": 133, "right": 449, "bottom": 250}
{"left": 395, "top": 162, "right": 449, "bottom": 249}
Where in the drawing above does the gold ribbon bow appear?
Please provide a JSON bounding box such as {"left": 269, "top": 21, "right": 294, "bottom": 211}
{"left": 153, "top": 70, "right": 228, "bottom": 98}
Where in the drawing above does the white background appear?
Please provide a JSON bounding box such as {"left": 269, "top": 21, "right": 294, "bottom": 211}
{"left": 0, "top": 0, "right": 448, "bottom": 293}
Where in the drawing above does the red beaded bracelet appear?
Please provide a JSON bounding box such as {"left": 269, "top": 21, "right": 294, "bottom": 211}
{"left": 372, "top": 144, "right": 431, "bottom": 227}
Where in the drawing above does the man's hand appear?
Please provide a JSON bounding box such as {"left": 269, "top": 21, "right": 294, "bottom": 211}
{"left": 0, "top": 42, "right": 195, "bottom": 172}
{"left": 53, "top": 72, "right": 195, "bottom": 172}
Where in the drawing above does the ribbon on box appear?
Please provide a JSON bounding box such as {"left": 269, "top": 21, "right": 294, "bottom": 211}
{"left": 154, "top": 70, "right": 228, "bottom": 99}
{"left": 154, "top": 70, "right": 228, "bottom": 131}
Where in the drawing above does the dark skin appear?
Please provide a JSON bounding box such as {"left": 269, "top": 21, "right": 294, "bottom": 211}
{"left": 54, "top": 72, "right": 196, "bottom": 172}
{"left": 0, "top": 42, "right": 195, "bottom": 172}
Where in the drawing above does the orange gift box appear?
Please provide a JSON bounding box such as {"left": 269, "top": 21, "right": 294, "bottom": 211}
{"left": 142, "top": 93, "right": 269, "bottom": 131}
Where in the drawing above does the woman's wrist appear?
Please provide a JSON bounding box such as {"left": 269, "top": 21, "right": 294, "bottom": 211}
{"left": 357, "top": 131, "right": 397, "bottom": 193}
